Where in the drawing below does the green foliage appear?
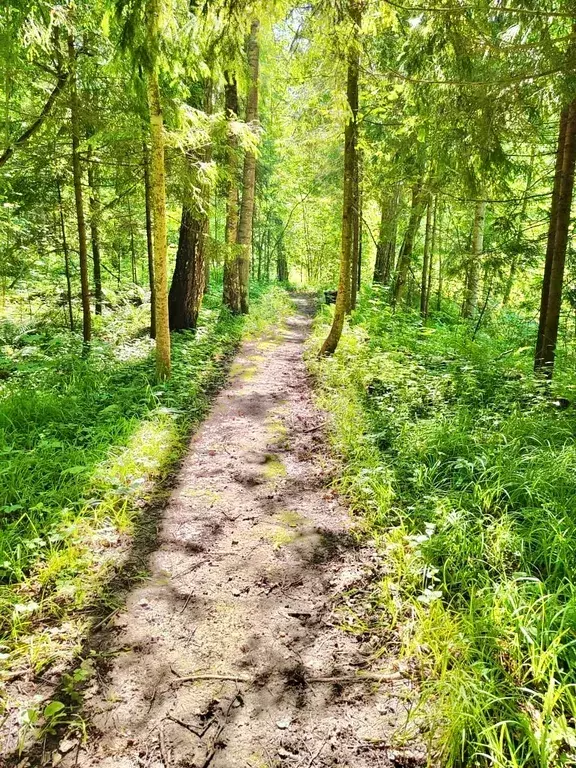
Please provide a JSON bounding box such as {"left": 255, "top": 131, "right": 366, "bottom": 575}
{"left": 310, "top": 287, "right": 576, "bottom": 767}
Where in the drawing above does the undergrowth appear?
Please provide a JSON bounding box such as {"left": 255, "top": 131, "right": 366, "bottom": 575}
{"left": 309, "top": 286, "right": 576, "bottom": 768}
{"left": 0, "top": 284, "right": 292, "bottom": 684}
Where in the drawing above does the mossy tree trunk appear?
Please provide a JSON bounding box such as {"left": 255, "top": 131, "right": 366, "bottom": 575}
{"left": 223, "top": 74, "right": 242, "bottom": 313}
{"left": 237, "top": 20, "right": 260, "bottom": 315}
{"left": 146, "top": 0, "right": 170, "bottom": 379}
{"left": 320, "top": 0, "right": 361, "bottom": 356}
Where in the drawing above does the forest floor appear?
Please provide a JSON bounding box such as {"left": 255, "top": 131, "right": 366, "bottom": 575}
{"left": 8, "top": 295, "right": 425, "bottom": 768}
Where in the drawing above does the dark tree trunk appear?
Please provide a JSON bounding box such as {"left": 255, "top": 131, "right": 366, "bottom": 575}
{"left": 535, "top": 105, "right": 569, "bottom": 370}
{"left": 168, "top": 206, "right": 207, "bottom": 330}
{"left": 68, "top": 34, "right": 91, "bottom": 343}
{"left": 535, "top": 100, "right": 576, "bottom": 376}
{"left": 392, "top": 181, "right": 425, "bottom": 306}
{"left": 168, "top": 82, "right": 212, "bottom": 331}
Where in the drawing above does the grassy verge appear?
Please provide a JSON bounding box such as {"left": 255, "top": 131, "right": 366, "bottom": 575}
{"left": 0, "top": 284, "right": 292, "bottom": 686}
{"left": 308, "top": 287, "right": 576, "bottom": 768}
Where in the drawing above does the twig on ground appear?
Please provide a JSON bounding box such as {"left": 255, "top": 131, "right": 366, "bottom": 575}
{"left": 159, "top": 722, "right": 170, "bottom": 767}
{"left": 170, "top": 669, "right": 403, "bottom": 686}
{"left": 305, "top": 737, "right": 328, "bottom": 768}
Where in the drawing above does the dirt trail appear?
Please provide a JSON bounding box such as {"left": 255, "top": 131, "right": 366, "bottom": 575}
{"left": 56, "top": 296, "right": 421, "bottom": 768}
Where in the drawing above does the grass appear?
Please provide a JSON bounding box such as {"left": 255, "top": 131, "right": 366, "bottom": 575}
{"left": 0, "top": 283, "right": 293, "bottom": 688}
{"left": 309, "top": 286, "right": 576, "bottom": 768}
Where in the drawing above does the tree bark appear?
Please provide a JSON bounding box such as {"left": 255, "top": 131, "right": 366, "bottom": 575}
{"left": 392, "top": 181, "right": 425, "bottom": 306}
{"left": 87, "top": 155, "right": 103, "bottom": 315}
{"left": 236, "top": 20, "right": 260, "bottom": 315}
{"left": 320, "top": 0, "right": 360, "bottom": 356}
{"left": 56, "top": 177, "right": 74, "bottom": 332}
{"left": 535, "top": 100, "right": 576, "bottom": 376}
{"left": 350, "top": 150, "right": 360, "bottom": 311}
{"left": 146, "top": 0, "right": 171, "bottom": 380}
{"left": 223, "top": 74, "right": 242, "bottom": 313}
{"left": 168, "top": 83, "right": 212, "bottom": 331}
{"left": 143, "top": 141, "right": 156, "bottom": 338}
{"left": 462, "top": 200, "right": 487, "bottom": 318}
{"left": 68, "top": 35, "right": 91, "bottom": 344}
{"left": 535, "top": 105, "right": 569, "bottom": 370}
{"left": 373, "top": 184, "right": 400, "bottom": 285}
{"left": 424, "top": 195, "right": 437, "bottom": 319}
{"left": 420, "top": 194, "right": 433, "bottom": 317}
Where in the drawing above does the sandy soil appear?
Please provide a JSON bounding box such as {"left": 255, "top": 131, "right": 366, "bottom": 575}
{"left": 8, "top": 296, "right": 425, "bottom": 768}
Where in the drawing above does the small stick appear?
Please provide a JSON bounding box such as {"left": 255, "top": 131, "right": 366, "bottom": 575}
{"left": 171, "top": 671, "right": 252, "bottom": 684}
{"left": 159, "top": 723, "right": 170, "bottom": 767}
{"left": 171, "top": 670, "right": 402, "bottom": 686}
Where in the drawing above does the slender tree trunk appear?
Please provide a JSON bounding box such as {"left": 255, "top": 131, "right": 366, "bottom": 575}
{"left": 437, "top": 206, "right": 443, "bottom": 311}
{"left": 56, "top": 177, "right": 74, "bottom": 331}
{"left": 143, "top": 141, "right": 156, "bottom": 338}
{"left": 146, "top": 1, "right": 171, "bottom": 379}
{"left": 373, "top": 185, "right": 400, "bottom": 285}
{"left": 420, "top": 194, "right": 433, "bottom": 317}
{"left": 357, "top": 163, "right": 363, "bottom": 292}
{"left": 223, "top": 74, "right": 241, "bottom": 313}
{"left": 535, "top": 101, "right": 576, "bottom": 375}
{"left": 320, "top": 0, "right": 360, "bottom": 356}
{"left": 535, "top": 106, "right": 569, "bottom": 369}
{"left": 87, "top": 156, "right": 103, "bottom": 315}
{"left": 424, "top": 195, "right": 437, "bottom": 319}
{"left": 68, "top": 35, "right": 91, "bottom": 343}
{"left": 462, "top": 200, "right": 487, "bottom": 318}
{"left": 392, "top": 180, "right": 425, "bottom": 305}
{"left": 237, "top": 20, "right": 260, "bottom": 315}
{"left": 350, "top": 149, "right": 360, "bottom": 311}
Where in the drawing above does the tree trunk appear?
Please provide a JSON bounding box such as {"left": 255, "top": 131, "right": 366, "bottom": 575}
{"left": 392, "top": 181, "right": 425, "bottom": 306}
{"left": 168, "top": 83, "right": 212, "bottom": 331}
{"left": 424, "top": 195, "right": 437, "bottom": 319}
{"left": 56, "top": 177, "right": 74, "bottom": 332}
{"left": 462, "top": 200, "right": 487, "bottom": 318}
{"left": 535, "top": 106, "right": 569, "bottom": 369}
{"left": 420, "top": 194, "right": 433, "bottom": 317}
{"left": 320, "top": 0, "right": 360, "bottom": 356}
{"left": 222, "top": 74, "right": 241, "bottom": 314}
{"left": 87, "top": 155, "right": 103, "bottom": 315}
{"left": 373, "top": 185, "right": 400, "bottom": 285}
{"left": 236, "top": 20, "right": 260, "bottom": 315}
{"left": 143, "top": 141, "right": 156, "bottom": 338}
{"left": 535, "top": 100, "right": 576, "bottom": 375}
{"left": 350, "top": 149, "right": 360, "bottom": 311}
{"left": 68, "top": 35, "right": 91, "bottom": 343}
{"left": 169, "top": 205, "right": 207, "bottom": 330}
{"left": 146, "top": 4, "right": 171, "bottom": 380}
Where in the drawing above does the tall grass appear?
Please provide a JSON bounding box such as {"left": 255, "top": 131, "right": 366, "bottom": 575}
{"left": 309, "top": 287, "right": 576, "bottom": 767}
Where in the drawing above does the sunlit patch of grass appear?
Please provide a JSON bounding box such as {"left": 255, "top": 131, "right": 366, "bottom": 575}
{"left": 309, "top": 286, "right": 576, "bottom": 767}
{"left": 262, "top": 454, "right": 287, "bottom": 480}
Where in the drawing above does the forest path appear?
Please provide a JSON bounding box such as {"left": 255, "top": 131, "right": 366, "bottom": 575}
{"left": 62, "top": 295, "right": 418, "bottom": 768}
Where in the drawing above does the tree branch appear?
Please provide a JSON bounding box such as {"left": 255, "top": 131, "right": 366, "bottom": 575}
{"left": 0, "top": 71, "right": 69, "bottom": 169}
